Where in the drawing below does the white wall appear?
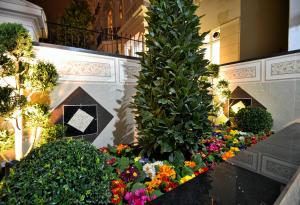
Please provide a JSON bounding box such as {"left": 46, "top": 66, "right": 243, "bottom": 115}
{"left": 0, "top": 0, "right": 47, "bottom": 41}
{"left": 220, "top": 51, "right": 300, "bottom": 131}
{"left": 34, "top": 44, "right": 140, "bottom": 147}
{"left": 289, "top": 0, "right": 300, "bottom": 51}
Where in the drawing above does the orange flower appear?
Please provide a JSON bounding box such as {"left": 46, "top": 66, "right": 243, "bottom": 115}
{"left": 116, "top": 144, "right": 129, "bottom": 154}
{"left": 146, "top": 178, "right": 162, "bottom": 193}
{"left": 157, "top": 165, "right": 176, "bottom": 179}
{"left": 184, "top": 161, "right": 196, "bottom": 168}
{"left": 111, "top": 180, "right": 123, "bottom": 186}
{"left": 221, "top": 150, "right": 235, "bottom": 161}
{"left": 224, "top": 135, "right": 232, "bottom": 140}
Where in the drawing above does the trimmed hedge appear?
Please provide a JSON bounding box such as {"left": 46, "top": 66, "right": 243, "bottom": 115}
{"left": 235, "top": 107, "right": 273, "bottom": 134}
{"left": 0, "top": 139, "right": 113, "bottom": 205}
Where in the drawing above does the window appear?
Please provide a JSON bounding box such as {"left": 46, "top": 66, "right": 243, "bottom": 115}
{"left": 119, "top": 1, "right": 123, "bottom": 20}
{"left": 108, "top": 9, "right": 113, "bottom": 29}
{"left": 203, "top": 28, "right": 220, "bottom": 64}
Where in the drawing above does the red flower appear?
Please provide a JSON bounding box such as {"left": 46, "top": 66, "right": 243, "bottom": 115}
{"left": 106, "top": 157, "right": 116, "bottom": 165}
{"left": 111, "top": 180, "right": 126, "bottom": 204}
{"left": 99, "top": 147, "right": 109, "bottom": 153}
{"left": 194, "top": 167, "right": 209, "bottom": 176}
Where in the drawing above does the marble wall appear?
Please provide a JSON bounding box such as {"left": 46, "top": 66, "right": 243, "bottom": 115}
{"left": 34, "top": 43, "right": 140, "bottom": 148}
{"left": 220, "top": 51, "right": 300, "bottom": 131}
{"left": 0, "top": 0, "right": 47, "bottom": 41}
{"left": 289, "top": 0, "right": 300, "bottom": 51}
{"left": 274, "top": 167, "right": 300, "bottom": 205}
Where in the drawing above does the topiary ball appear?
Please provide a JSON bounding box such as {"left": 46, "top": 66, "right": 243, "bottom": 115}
{"left": 0, "top": 139, "right": 113, "bottom": 205}
{"left": 235, "top": 107, "right": 273, "bottom": 134}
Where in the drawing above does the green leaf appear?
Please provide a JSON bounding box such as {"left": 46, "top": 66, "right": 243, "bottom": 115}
{"left": 182, "top": 166, "right": 194, "bottom": 176}
{"left": 131, "top": 183, "right": 146, "bottom": 192}
{"left": 174, "top": 150, "right": 185, "bottom": 166}
{"left": 119, "top": 157, "right": 130, "bottom": 171}
{"left": 161, "top": 143, "right": 173, "bottom": 153}
{"left": 151, "top": 190, "right": 163, "bottom": 198}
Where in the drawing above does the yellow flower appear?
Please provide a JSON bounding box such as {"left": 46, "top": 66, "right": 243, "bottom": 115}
{"left": 230, "top": 147, "right": 240, "bottom": 152}
{"left": 184, "top": 161, "right": 196, "bottom": 168}
{"left": 233, "top": 139, "right": 239, "bottom": 144}
{"left": 230, "top": 130, "right": 239, "bottom": 136}
{"left": 180, "top": 174, "right": 196, "bottom": 184}
{"left": 134, "top": 156, "right": 141, "bottom": 162}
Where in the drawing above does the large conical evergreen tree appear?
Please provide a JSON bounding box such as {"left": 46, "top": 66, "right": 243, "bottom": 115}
{"left": 133, "top": 0, "right": 213, "bottom": 160}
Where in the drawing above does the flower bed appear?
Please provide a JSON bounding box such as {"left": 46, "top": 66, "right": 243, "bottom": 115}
{"left": 99, "top": 128, "right": 271, "bottom": 205}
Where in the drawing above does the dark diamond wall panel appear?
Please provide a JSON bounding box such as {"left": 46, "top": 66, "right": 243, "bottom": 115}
{"left": 50, "top": 87, "right": 113, "bottom": 142}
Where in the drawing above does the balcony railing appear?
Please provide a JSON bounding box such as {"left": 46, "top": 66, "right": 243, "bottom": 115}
{"left": 40, "top": 22, "right": 145, "bottom": 57}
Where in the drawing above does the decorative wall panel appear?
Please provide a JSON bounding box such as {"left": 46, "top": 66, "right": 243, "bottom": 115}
{"left": 261, "top": 155, "right": 298, "bottom": 184}
{"left": 266, "top": 53, "right": 300, "bottom": 80}
{"left": 220, "top": 61, "right": 261, "bottom": 83}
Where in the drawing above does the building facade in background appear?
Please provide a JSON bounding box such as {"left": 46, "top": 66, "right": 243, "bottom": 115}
{"left": 20, "top": 0, "right": 300, "bottom": 63}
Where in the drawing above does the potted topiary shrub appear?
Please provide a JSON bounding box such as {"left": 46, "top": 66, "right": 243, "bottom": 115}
{"left": 235, "top": 107, "right": 273, "bottom": 134}
{"left": 133, "top": 0, "right": 213, "bottom": 162}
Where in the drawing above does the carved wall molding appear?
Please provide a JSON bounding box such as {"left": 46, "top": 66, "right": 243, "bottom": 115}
{"left": 220, "top": 61, "right": 261, "bottom": 83}
{"left": 261, "top": 155, "right": 298, "bottom": 184}
{"left": 266, "top": 53, "right": 300, "bottom": 80}
{"left": 34, "top": 46, "right": 117, "bottom": 82}
{"left": 224, "top": 66, "right": 256, "bottom": 79}
{"left": 58, "top": 61, "right": 112, "bottom": 77}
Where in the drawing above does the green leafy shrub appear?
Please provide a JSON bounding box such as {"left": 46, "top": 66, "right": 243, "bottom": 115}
{"left": 235, "top": 107, "right": 273, "bottom": 134}
{"left": 133, "top": 0, "right": 212, "bottom": 160}
{"left": 0, "top": 139, "right": 113, "bottom": 204}
{"left": 39, "top": 124, "right": 66, "bottom": 145}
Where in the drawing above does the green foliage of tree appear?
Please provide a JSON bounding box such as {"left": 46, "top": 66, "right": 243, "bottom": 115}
{"left": 0, "top": 23, "right": 33, "bottom": 58}
{"left": 25, "top": 61, "right": 58, "bottom": 92}
{"left": 0, "top": 23, "right": 58, "bottom": 159}
{"left": 133, "top": 0, "right": 213, "bottom": 160}
{"left": 0, "top": 139, "right": 113, "bottom": 204}
{"left": 57, "top": 0, "right": 94, "bottom": 47}
{"left": 0, "top": 130, "right": 14, "bottom": 154}
{"left": 23, "top": 104, "right": 50, "bottom": 128}
{"left": 61, "top": 0, "right": 94, "bottom": 29}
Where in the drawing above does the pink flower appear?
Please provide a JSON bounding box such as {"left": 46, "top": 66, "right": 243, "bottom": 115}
{"left": 124, "top": 189, "right": 156, "bottom": 205}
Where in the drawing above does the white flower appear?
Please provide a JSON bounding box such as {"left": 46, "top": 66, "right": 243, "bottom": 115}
{"left": 142, "top": 161, "right": 163, "bottom": 179}
{"left": 153, "top": 161, "right": 163, "bottom": 167}
{"left": 143, "top": 163, "right": 156, "bottom": 179}
{"left": 238, "top": 136, "right": 245, "bottom": 141}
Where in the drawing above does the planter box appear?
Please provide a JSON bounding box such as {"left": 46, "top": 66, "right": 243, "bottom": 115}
{"left": 150, "top": 163, "right": 283, "bottom": 205}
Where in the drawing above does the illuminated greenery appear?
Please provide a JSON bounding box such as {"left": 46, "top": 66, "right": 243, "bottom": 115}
{"left": 0, "top": 23, "right": 58, "bottom": 159}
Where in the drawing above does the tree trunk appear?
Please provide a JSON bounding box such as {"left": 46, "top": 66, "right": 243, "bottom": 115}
{"left": 10, "top": 115, "right": 23, "bottom": 160}
{"left": 25, "top": 127, "right": 42, "bottom": 157}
